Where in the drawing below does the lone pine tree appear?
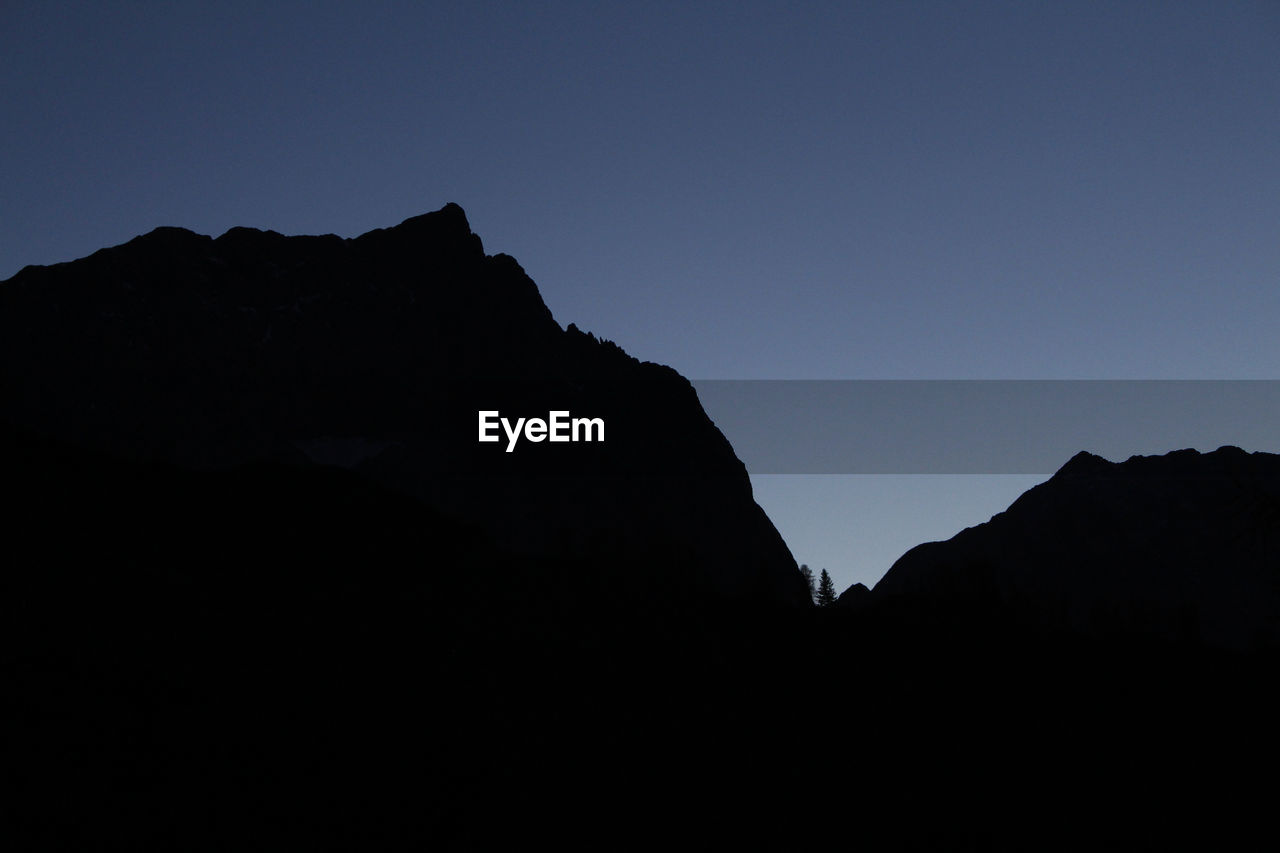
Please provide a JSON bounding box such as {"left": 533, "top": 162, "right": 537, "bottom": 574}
{"left": 816, "top": 569, "right": 838, "bottom": 607}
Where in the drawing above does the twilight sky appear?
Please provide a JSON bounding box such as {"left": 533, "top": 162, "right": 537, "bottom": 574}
{"left": 4, "top": 2, "right": 1278, "bottom": 591}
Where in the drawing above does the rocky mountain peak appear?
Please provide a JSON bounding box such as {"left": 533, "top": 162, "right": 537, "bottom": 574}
{"left": 0, "top": 203, "right": 808, "bottom": 607}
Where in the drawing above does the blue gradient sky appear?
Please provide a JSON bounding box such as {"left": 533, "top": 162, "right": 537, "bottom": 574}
{"left": 5, "top": 2, "right": 1278, "bottom": 591}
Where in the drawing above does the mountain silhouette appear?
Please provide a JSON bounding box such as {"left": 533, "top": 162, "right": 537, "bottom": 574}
{"left": 854, "top": 446, "right": 1280, "bottom": 650}
{"left": 0, "top": 203, "right": 805, "bottom": 608}
{"left": 6, "top": 212, "right": 1280, "bottom": 848}
{"left": 2, "top": 207, "right": 817, "bottom": 847}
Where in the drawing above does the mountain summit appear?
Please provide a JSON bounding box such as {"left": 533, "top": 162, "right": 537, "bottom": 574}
{"left": 0, "top": 203, "right": 807, "bottom": 607}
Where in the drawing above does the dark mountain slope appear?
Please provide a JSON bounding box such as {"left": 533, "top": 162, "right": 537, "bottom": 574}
{"left": 1, "top": 421, "right": 813, "bottom": 849}
{"left": 0, "top": 203, "right": 804, "bottom": 607}
{"left": 859, "top": 446, "right": 1280, "bottom": 649}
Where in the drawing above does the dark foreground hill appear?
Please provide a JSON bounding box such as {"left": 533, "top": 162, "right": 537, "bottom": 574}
{"left": 1, "top": 421, "right": 803, "bottom": 848}
{"left": 8, "top": 425, "right": 1278, "bottom": 849}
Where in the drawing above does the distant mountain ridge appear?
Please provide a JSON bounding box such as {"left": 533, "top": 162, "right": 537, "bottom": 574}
{"left": 850, "top": 445, "right": 1280, "bottom": 649}
{"left": 0, "top": 203, "right": 807, "bottom": 606}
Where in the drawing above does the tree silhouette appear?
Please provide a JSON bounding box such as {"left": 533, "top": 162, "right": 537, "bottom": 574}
{"left": 816, "top": 569, "right": 837, "bottom": 607}
{"left": 799, "top": 564, "right": 816, "bottom": 604}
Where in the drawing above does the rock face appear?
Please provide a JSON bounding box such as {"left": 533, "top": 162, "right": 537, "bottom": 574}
{"left": 0, "top": 203, "right": 806, "bottom": 607}
{"left": 865, "top": 446, "right": 1280, "bottom": 649}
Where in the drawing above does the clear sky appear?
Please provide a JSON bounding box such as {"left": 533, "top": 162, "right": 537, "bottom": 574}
{"left": 4, "top": 2, "right": 1278, "bottom": 592}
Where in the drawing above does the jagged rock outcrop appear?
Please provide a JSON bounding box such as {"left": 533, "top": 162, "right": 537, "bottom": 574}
{"left": 864, "top": 446, "right": 1280, "bottom": 648}
{"left": 0, "top": 203, "right": 806, "bottom": 607}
